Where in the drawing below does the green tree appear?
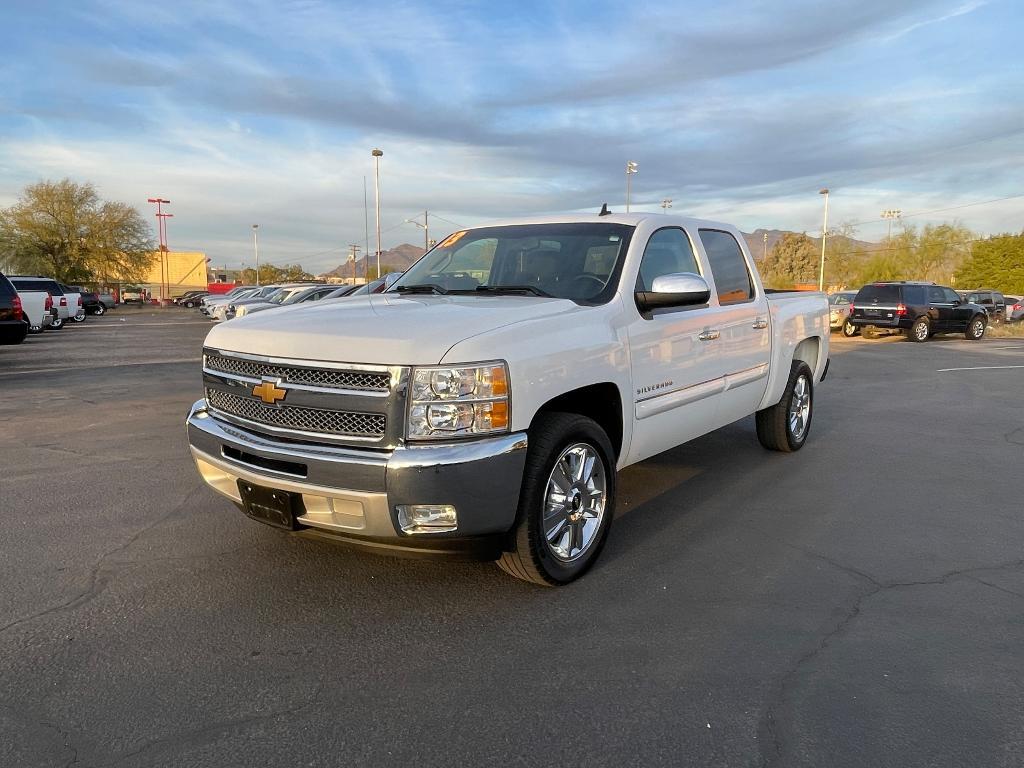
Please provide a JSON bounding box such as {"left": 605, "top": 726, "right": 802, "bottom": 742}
{"left": 850, "top": 222, "right": 974, "bottom": 286}
{"left": 761, "top": 232, "right": 818, "bottom": 287}
{"left": 955, "top": 233, "right": 1024, "bottom": 293}
{"left": 0, "top": 179, "right": 154, "bottom": 283}
{"left": 239, "top": 263, "right": 314, "bottom": 284}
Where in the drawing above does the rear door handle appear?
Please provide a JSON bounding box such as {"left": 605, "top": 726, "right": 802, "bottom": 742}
{"left": 752, "top": 317, "right": 768, "bottom": 329}
{"left": 698, "top": 329, "right": 720, "bottom": 341}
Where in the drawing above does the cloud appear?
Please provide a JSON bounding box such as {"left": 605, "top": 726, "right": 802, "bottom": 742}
{"left": 0, "top": 0, "right": 1019, "bottom": 270}
{"left": 882, "top": 0, "right": 988, "bottom": 41}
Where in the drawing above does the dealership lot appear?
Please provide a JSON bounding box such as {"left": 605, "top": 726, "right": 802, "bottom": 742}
{"left": 1, "top": 315, "right": 1022, "bottom": 768}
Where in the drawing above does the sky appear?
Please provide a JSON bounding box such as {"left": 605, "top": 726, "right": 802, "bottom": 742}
{"left": 0, "top": 0, "right": 1022, "bottom": 273}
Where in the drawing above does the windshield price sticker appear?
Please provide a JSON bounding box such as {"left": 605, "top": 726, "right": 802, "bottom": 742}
{"left": 440, "top": 231, "right": 467, "bottom": 248}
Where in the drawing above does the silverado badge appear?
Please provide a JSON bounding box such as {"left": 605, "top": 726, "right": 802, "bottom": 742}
{"left": 252, "top": 379, "right": 287, "bottom": 405}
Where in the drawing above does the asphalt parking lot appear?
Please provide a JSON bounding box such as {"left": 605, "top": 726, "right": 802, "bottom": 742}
{"left": 2, "top": 312, "right": 1022, "bottom": 768}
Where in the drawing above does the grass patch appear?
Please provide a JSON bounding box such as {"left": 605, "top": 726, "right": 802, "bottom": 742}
{"left": 985, "top": 322, "right": 1024, "bottom": 338}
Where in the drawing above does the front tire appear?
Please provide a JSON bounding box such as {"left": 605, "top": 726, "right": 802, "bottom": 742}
{"left": 966, "top": 315, "right": 986, "bottom": 340}
{"left": 498, "top": 412, "right": 616, "bottom": 586}
{"left": 94, "top": 304, "right": 106, "bottom": 316}
{"left": 72, "top": 313, "right": 86, "bottom": 323}
{"left": 756, "top": 361, "right": 813, "bottom": 452}
{"left": 842, "top": 320, "right": 858, "bottom": 337}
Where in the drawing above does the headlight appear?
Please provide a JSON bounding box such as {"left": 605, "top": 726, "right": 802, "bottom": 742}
{"left": 407, "top": 362, "right": 509, "bottom": 440}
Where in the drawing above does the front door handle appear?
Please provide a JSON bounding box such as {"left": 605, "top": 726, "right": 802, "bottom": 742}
{"left": 698, "top": 329, "right": 720, "bottom": 341}
{"left": 752, "top": 317, "right": 768, "bottom": 329}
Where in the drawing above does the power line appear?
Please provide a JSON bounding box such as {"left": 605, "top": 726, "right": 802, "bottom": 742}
{"left": 845, "top": 193, "right": 1024, "bottom": 228}
{"left": 429, "top": 214, "right": 464, "bottom": 228}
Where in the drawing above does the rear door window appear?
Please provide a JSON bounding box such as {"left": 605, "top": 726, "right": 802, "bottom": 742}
{"left": 943, "top": 288, "right": 961, "bottom": 304}
{"left": 698, "top": 229, "right": 753, "bottom": 304}
{"left": 855, "top": 285, "right": 900, "bottom": 304}
{"left": 903, "top": 286, "right": 928, "bottom": 305}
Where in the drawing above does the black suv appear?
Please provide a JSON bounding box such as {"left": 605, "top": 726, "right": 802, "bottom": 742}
{"left": 849, "top": 282, "right": 989, "bottom": 342}
{"left": 0, "top": 271, "right": 29, "bottom": 345}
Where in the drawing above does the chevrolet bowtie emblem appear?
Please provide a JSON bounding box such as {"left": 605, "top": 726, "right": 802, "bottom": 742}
{"left": 252, "top": 378, "right": 287, "bottom": 405}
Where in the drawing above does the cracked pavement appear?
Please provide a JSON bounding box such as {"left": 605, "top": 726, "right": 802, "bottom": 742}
{"left": 1, "top": 312, "right": 1022, "bottom": 767}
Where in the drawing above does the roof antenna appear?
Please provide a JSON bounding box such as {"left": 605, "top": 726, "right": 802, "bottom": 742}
{"left": 598, "top": 203, "right": 611, "bottom": 216}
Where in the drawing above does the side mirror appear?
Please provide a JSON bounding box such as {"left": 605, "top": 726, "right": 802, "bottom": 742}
{"left": 635, "top": 272, "right": 711, "bottom": 313}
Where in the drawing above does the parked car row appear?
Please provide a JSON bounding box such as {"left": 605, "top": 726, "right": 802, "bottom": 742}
{"left": 0, "top": 271, "right": 116, "bottom": 345}
{"left": 191, "top": 275, "right": 403, "bottom": 322}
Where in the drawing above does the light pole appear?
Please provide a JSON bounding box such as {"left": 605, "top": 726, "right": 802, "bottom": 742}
{"left": 372, "top": 149, "right": 383, "bottom": 279}
{"left": 661, "top": 198, "right": 672, "bottom": 211}
{"left": 625, "top": 161, "right": 638, "bottom": 212}
{"left": 818, "top": 188, "right": 829, "bottom": 291}
{"left": 763, "top": 232, "right": 768, "bottom": 262}
{"left": 404, "top": 211, "right": 430, "bottom": 252}
{"left": 251, "top": 224, "right": 260, "bottom": 286}
{"left": 881, "top": 209, "right": 902, "bottom": 241}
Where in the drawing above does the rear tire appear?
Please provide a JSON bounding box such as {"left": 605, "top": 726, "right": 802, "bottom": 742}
{"left": 50, "top": 316, "right": 64, "bottom": 330}
{"left": 965, "top": 315, "right": 986, "bottom": 340}
{"left": 497, "top": 412, "right": 616, "bottom": 586}
{"left": 756, "top": 361, "right": 814, "bottom": 453}
{"left": 842, "top": 320, "right": 858, "bottom": 337}
{"left": 908, "top": 318, "right": 929, "bottom": 342}
{"left": 94, "top": 304, "right": 106, "bottom": 316}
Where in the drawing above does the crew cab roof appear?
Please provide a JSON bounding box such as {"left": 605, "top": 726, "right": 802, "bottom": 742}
{"left": 468, "top": 212, "right": 738, "bottom": 232}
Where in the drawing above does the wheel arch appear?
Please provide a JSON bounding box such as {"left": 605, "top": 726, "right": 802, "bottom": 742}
{"left": 531, "top": 382, "right": 624, "bottom": 460}
{"left": 792, "top": 336, "right": 821, "bottom": 373}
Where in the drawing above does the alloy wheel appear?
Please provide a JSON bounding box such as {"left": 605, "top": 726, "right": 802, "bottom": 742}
{"left": 788, "top": 375, "right": 811, "bottom": 441}
{"left": 542, "top": 443, "right": 607, "bottom": 563}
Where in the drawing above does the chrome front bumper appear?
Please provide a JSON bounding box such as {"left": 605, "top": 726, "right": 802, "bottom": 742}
{"left": 186, "top": 399, "right": 528, "bottom": 549}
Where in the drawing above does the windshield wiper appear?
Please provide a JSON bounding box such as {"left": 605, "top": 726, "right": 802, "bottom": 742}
{"left": 393, "top": 284, "right": 448, "bottom": 295}
{"left": 472, "top": 285, "right": 553, "bottom": 297}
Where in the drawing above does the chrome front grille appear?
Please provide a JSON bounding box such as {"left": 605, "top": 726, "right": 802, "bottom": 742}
{"left": 205, "top": 353, "right": 391, "bottom": 392}
{"left": 206, "top": 388, "right": 386, "bottom": 438}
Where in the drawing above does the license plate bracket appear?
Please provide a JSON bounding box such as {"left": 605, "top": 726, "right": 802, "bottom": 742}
{"left": 237, "top": 481, "right": 304, "bottom": 530}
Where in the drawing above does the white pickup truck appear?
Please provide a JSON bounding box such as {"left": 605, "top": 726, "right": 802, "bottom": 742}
{"left": 15, "top": 289, "right": 55, "bottom": 333}
{"left": 187, "top": 214, "right": 829, "bottom": 585}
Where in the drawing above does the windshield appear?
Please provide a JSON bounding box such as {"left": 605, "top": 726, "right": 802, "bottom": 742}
{"left": 830, "top": 293, "right": 854, "bottom": 305}
{"left": 391, "top": 223, "right": 635, "bottom": 303}
{"left": 266, "top": 289, "right": 295, "bottom": 304}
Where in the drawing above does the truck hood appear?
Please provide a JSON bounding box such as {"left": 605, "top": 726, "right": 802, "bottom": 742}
{"left": 203, "top": 293, "right": 583, "bottom": 365}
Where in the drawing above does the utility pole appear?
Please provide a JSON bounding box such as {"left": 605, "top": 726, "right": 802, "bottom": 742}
{"left": 348, "top": 244, "right": 361, "bottom": 284}
{"left": 625, "top": 161, "right": 638, "bottom": 212}
{"left": 763, "top": 232, "right": 768, "bottom": 262}
{"left": 881, "top": 209, "right": 902, "bottom": 241}
{"left": 251, "top": 224, "right": 260, "bottom": 286}
{"left": 818, "top": 188, "right": 830, "bottom": 292}
{"left": 147, "top": 198, "right": 171, "bottom": 302}
{"left": 404, "top": 210, "right": 430, "bottom": 252}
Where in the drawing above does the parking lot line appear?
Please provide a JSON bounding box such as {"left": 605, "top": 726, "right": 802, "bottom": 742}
{"left": 936, "top": 365, "right": 1024, "bottom": 372}
{"left": 0, "top": 357, "right": 200, "bottom": 377}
